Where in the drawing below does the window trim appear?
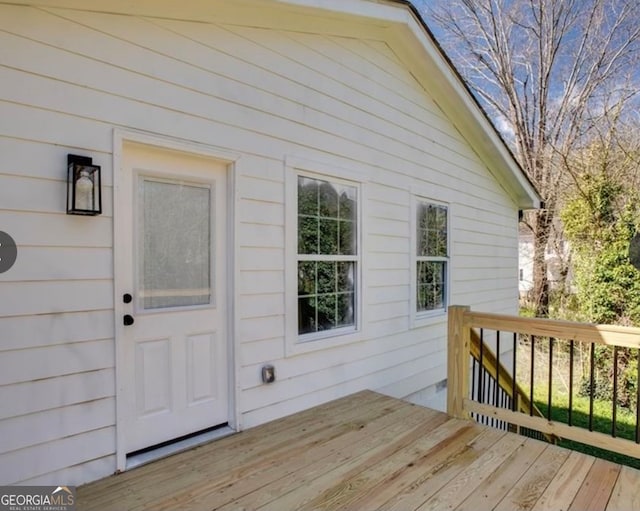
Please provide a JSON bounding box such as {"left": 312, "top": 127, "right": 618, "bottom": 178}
{"left": 285, "top": 156, "right": 365, "bottom": 356}
{"left": 410, "top": 195, "right": 450, "bottom": 326}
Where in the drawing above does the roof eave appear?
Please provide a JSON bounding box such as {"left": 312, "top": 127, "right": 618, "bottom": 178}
{"left": 384, "top": 0, "right": 541, "bottom": 209}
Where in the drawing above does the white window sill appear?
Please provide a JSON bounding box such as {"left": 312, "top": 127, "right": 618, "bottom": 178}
{"left": 286, "top": 327, "right": 363, "bottom": 356}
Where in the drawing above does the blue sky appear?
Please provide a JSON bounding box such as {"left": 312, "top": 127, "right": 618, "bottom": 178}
{"left": 405, "top": 0, "right": 640, "bottom": 145}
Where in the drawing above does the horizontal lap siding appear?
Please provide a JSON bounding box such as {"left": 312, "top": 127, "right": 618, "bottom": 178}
{"left": 0, "top": 63, "right": 116, "bottom": 486}
{"left": 0, "top": 2, "right": 518, "bottom": 483}
{"left": 225, "top": 24, "right": 517, "bottom": 422}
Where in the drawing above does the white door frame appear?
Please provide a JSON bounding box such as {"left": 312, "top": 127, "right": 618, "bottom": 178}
{"left": 113, "top": 129, "right": 240, "bottom": 472}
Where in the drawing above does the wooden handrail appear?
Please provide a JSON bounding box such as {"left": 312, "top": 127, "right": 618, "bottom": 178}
{"left": 465, "top": 310, "right": 640, "bottom": 348}
{"left": 447, "top": 305, "right": 640, "bottom": 460}
{"left": 469, "top": 329, "right": 555, "bottom": 443}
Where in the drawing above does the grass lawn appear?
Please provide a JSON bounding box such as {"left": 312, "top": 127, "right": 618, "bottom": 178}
{"left": 533, "top": 389, "right": 640, "bottom": 469}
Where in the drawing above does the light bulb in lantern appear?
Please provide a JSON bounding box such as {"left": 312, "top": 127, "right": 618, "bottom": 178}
{"left": 76, "top": 168, "right": 94, "bottom": 211}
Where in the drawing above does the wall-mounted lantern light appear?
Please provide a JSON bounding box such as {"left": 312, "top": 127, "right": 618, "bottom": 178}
{"left": 67, "top": 154, "right": 102, "bottom": 216}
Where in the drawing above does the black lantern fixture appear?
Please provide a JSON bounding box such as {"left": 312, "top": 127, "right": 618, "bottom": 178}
{"left": 66, "top": 154, "right": 102, "bottom": 216}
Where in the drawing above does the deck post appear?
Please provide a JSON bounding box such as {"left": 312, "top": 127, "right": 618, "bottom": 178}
{"left": 447, "top": 305, "right": 471, "bottom": 419}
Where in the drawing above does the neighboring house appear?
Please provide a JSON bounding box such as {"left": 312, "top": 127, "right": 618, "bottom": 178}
{"left": 518, "top": 226, "right": 570, "bottom": 297}
{"left": 0, "top": 0, "right": 540, "bottom": 486}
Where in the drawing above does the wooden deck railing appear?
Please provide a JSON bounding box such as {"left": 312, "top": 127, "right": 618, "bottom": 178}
{"left": 447, "top": 305, "right": 640, "bottom": 459}
{"left": 468, "top": 328, "right": 553, "bottom": 442}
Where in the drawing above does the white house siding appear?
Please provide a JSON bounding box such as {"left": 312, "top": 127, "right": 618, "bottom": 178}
{"left": 0, "top": 2, "right": 519, "bottom": 485}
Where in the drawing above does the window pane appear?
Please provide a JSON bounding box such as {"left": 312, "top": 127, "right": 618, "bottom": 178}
{"left": 417, "top": 202, "right": 447, "bottom": 257}
{"left": 317, "top": 294, "right": 337, "bottom": 330}
{"left": 299, "top": 177, "right": 357, "bottom": 256}
{"left": 317, "top": 262, "right": 336, "bottom": 294}
{"left": 417, "top": 203, "right": 428, "bottom": 230}
{"left": 427, "top": 228, "right": 438, "bottom": 256}
{"left": 339, "top": 186, "right": 356, "bottom": 221}
{"left": 298, "top": 261, "right": 356, "bottom": 335}
{"left": 298, "top": 261, "right": 316, "bottom": 296}
{"left": 298, "top": 177, "right": 318, "bottom": 215}
{"left": 339, "top": 220, "right": 356, "bottom": 255}
{"left": 298, "top": 216, "right": 318, "bottom": 254}
{"left": 318, "top": 218, "right": 339, "bottom": 255}
{"left": 417, "top": 203, "right": 428, "bottom": 256}
{"left": 417, "top": 228, "right": 428, "bottom": 257}
{"left": 139, "top": 179, "right": 210, "bottom": 309}
{"left": 337, "top": 292, "right": 355, "bottom": 327}
{"left": 318, "top": 181, "right": 339, "bottom": 217}
{"left": 417, "top": 261, "right": 446, "bottom": 312}
{"left": 298, "top": 296, "right": 317, "bottom": 334}
{"left": 417, "top": 284, "right": 428, "bottom": 312}
{"left": 337, "top": 262, "right": 355, "bottom": 293}
{"left": 434, "top": 205, "right": 448, "bottom": 257}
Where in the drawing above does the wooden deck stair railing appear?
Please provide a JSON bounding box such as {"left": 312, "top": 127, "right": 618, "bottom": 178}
{"left": 468, "top": 328, "right": 554, "bottom": 443}
{"left": 447, "top": 305, "right": 640, "bottom": 460}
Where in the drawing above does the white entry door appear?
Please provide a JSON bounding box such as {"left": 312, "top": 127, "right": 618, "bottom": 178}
{"left": 118, "top": 142, "right": 229, "bottom": 454}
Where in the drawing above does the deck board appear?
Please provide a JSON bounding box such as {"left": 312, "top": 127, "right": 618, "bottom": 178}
{"left": 455, "top": 438, "right": 548, "bottom": 511}
{"left": 493, "top": 440, "right": 570, "bottom": 511}
{"left": 377, "top": 427, "right": 507, "bottom": 511}
{"left": 568, "top": 459, "right": 621, "bottom": 511}
{"left": 77, "top": 391, "right": 640, "bottom": 511}
{"left": 607, "top": 466, "right": 640, "bottom": 511}
{"left": 197, "top": 405, "right": 443, "bottom": 511}
{"left": 530, "top": 450, "right": 595, "bottom": 511}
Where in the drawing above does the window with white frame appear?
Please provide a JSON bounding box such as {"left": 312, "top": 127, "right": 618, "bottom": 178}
{"left": 297, "top": 175, "right": 358, "bottom": 337}
{"left": 416, "top": 200, "right": 448, "bottom": 313}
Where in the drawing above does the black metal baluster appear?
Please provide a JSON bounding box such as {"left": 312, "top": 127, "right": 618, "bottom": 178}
{"left": 612, "top": 346, "right": 618, "bottom": 438}
{"left": 548, "top": 337, "right": 554, "bottom": 421}
{"left": 471, "top": 358, "right": 476, "bottom": 404}
{"left": 569, "top": 340, "right": 574, "bottom": 427}
{"left": 487, "top": 375, "right": 493, "bottom": 426}
{"left": 512, "top": 333, "right": 518, "bottom": 412}
{"left": 495, "top": 331, "right": 500, "bottom": 407}
{"left": 482, "top": 368, "right": 487, "bottom": 424}
{"left": 479, "top": 329, "right": 484, "bottom": 405}
{"left": 589, "top": 343, "right": 595, "bottom": 432}
{"left": 501, "top": 391, "right": 506, "bottom": 429}
{"left": 483, "top": 368, "right": 487, "bottom": 420}
{"left": 530, "top": 336, "right": 535, "bottom": 416}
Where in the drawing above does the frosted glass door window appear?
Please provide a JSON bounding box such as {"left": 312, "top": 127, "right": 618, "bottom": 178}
{"left": 138, "top": 178, "right": 212, "bottom": 309}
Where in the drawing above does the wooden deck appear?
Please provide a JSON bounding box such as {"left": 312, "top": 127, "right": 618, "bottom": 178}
{"left": 78, "top": 391, "right": 640, "bottom": 510}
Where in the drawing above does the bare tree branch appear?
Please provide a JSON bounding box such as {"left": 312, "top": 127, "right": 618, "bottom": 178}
{"left": 422, "top": 0, "right": 640, "bottom": 316}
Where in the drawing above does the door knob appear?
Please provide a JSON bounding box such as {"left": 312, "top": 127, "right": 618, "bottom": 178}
{"left": 123, "top": 314, "right": 135, "bottom": 326}
{"left": 123, "top": 293, "right": 132, "bottom": 304}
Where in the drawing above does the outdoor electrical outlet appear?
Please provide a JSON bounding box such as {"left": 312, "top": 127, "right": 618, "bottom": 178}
{"left": 261, "top": 365, "right": 276, "bottom": 384}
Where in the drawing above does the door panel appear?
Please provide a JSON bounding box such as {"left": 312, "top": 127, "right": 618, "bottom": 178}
{"left": 136, "top": 338, "right": 171, "bottom": 417}
{"left": 187, "top": 332, "right": 218, "bottom": 404}
{"left": 119, "top": 142, "right": 228, "bottom": 454}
